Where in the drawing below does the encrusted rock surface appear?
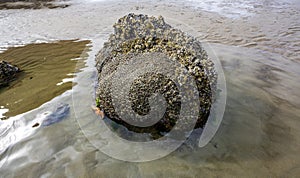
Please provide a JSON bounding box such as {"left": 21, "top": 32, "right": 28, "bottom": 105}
{"left": 0, "top": 61, "right": 20, "bottom": 88}
{"left": 0, "top": 0, "right": 69, "bottom": 10}
{"left": 96, "top": 13, "right": 217, "bottom": 135}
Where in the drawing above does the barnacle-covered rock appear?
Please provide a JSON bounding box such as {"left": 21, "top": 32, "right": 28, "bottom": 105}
{"left": 0, "top": 61, "right": 20, "bottom": 88}
{"left": 96, "top": 13, "right": 217, "bottom": 136}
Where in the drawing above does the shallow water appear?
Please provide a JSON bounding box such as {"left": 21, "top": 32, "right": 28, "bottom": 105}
{"left": 0, "top": 0, "right": 299, "bottom": 177}
{"left": 0, "top": 40, "right": 90, "bottom": 118}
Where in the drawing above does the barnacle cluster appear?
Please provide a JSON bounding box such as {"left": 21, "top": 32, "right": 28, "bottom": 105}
{"left": 96, "top": 13, "right": 216, "bottom": 135}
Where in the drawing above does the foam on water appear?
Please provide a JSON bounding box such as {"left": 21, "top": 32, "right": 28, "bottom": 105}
{"left": 56, "top": 78, "right": 74, "bottom": 86}
{"left": 184, "top": 0, "right": 293, "bottom": 18}
{"left": 0, "top": 107, "right": 9, "bottom": 119}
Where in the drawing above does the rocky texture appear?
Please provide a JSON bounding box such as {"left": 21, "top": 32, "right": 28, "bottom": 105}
{"left": 96, "top": 13, "right": 217, "bottom": 135}
{"left": 0, "top": 61, "right": 20, "bottom": 88}
{"left": 0, "top": 0, "right": 69, "bottom": 10}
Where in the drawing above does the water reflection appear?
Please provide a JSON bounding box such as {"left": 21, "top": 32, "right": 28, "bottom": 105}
{"left": 0, "top": 0, "right": 299, "bottom": 177}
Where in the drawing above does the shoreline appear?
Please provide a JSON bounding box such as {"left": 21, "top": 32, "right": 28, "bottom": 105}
{"left": 0, "top": 0, "right": 299, "bottom": 177}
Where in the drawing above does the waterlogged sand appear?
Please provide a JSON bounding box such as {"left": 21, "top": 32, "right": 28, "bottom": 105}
{"left": 0, "top": 40, "right": 90, "bottom": 118}
{"left": 0, "top": 0, "right": 299, "bottom": 177}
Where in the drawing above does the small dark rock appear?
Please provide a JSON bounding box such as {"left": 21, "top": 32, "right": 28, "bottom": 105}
{"left": 213, "top": 143, "right": 218, "bottom": 149}
{"left": 32, "top": 123, "right": 40, "bottom": 128}
{"left": 0, "top": 60, "right": 20, "bottom": 88}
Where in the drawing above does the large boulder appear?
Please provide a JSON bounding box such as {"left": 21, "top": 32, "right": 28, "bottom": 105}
{"left": 95, "top": 14, "right": 217, "bottom": 136}
{"left": 0, "top": 61, "right": 20, "bottom": 88}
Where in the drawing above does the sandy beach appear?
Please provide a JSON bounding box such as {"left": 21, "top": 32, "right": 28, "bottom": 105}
{"left": 0, "top": 0, "right": 299, "bottom": 177}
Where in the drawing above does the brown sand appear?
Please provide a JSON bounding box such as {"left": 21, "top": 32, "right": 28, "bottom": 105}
{"left": 0, "top": 40, "right": 90, "bottom": 118}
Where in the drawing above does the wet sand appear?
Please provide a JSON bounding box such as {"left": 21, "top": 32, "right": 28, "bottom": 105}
{"left": 0, "top": 0, "right": 299, "bottom": 177}
{"left": 0, "top": 40, "right": 90, "bottom": 118}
